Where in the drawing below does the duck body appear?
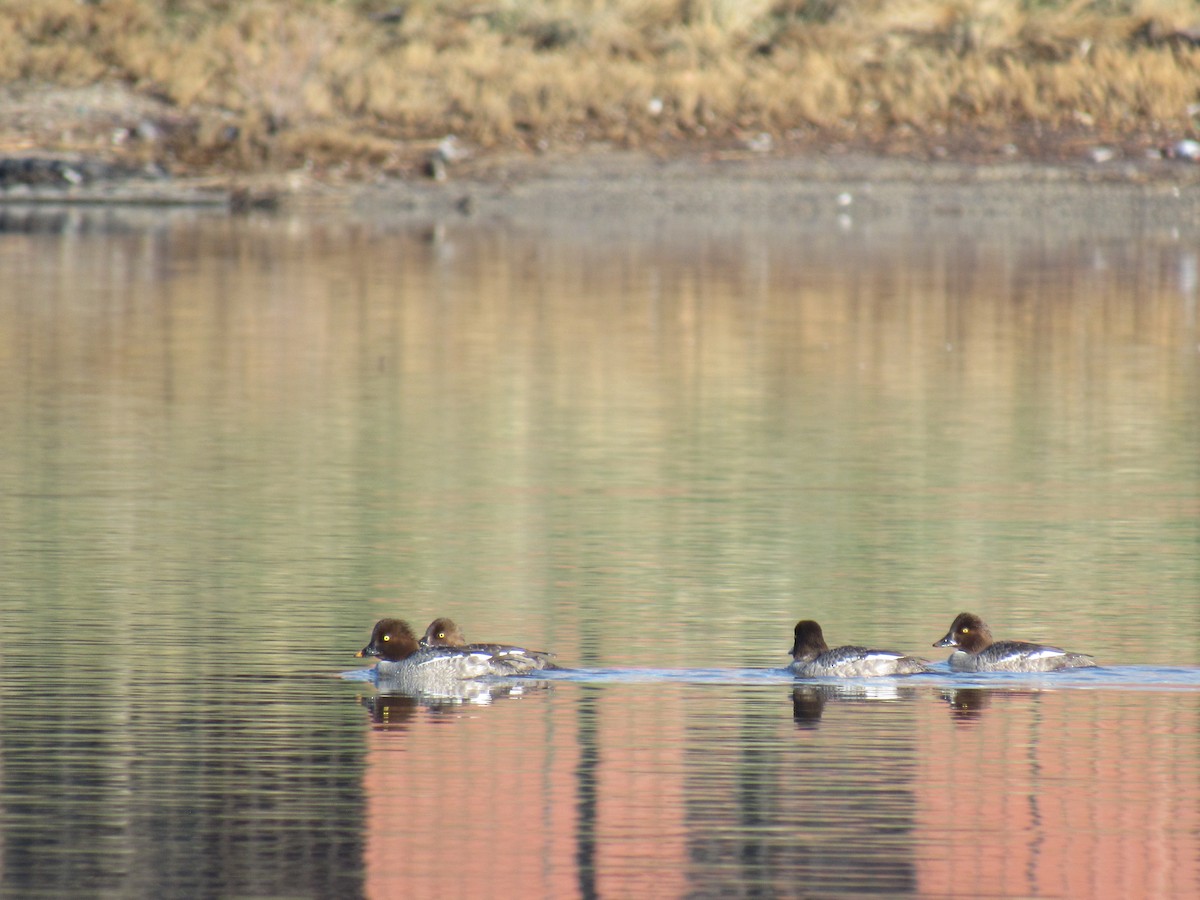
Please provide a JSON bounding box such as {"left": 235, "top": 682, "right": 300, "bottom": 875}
{"left": 788, "top": 620, "right": 929, "bottom": 678}
{"left": 934, "top": 612, "right": 1097, "bottom": 673}
{"left": 420, "top": 617, "right": 557, "bottom": 671}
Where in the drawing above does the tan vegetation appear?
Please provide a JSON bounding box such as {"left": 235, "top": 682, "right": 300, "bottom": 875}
{"left": 0, "top": 0, "right": 1198, "bottom": 177}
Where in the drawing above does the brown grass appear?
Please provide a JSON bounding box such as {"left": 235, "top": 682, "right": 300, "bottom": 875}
{"left": 0, "top": 0, "right": 1197, "bottom": 175}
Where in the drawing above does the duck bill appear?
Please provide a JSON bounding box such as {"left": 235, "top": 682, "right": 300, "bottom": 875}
{"left": 933, "top": 632, "right": 956, "bottom": 648}
{"left": 356, "top": 645, "right": 380, "bottom": 659}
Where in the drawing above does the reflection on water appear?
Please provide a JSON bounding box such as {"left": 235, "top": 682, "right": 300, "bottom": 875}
{"left": 359, "top": 678, "right": 553, "bottom": 724}
{"left": 0, "top": 672, "right": 364, "bottom": 897}
{"left": 348, "top": 678, "right": 1200, "bottom": 898}
{"left": 916, "top": 686, "right": 1200, "bottom": 898}
{"left": 685, "top": 683, "right": 923, "bottom": 897}
{"left": 792, "top": 679, "right": 919, "bottom": 726}
{"left": 0, "top": 190, "right": 1198, "bottom": 896}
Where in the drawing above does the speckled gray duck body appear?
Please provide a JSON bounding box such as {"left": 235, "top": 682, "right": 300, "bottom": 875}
{"left": 933, "top": 612, "right": 1097, "bottom": 673}
{"left": 357, "top": 618, "right": 549, "bottom": 693}
{"left": 419, "top": 617, "right": 557, "bottom": 670}
{"left": 788, "top": 620, "right": 929, "bottom": 677}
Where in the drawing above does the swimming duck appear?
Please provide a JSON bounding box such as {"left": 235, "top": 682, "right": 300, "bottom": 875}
{"left": 933, "top": 612, "right": 1097, "bottom": 672}
{"left": 420, "top": 616, "right": 556, "bottom": 670}
{"left": 356, "top": 618, "right": 548, "bottom": 691}
{"left": 788, "top": 619, "right": 929, "bottom": 677}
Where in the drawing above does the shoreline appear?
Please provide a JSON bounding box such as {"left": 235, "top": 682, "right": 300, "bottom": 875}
{"left": 4, "top": 153, "right": 1198, "bottom": 253}
{"left": 3, "top": 142, "right": 1200, "bottom": 211}
{"left": 3, "top": 80, "right": 1200, "bottom": 218}
{"left": 3, "top": 147, "right": 1199, "bottom": 244}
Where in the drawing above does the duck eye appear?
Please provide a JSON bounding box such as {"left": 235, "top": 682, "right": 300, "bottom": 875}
{"left": 437, "top": 632, "right": 446, "bottom": 640}
{"left": 382, "top": 633, "right": 390, "bottom": 642}
{"left": 960, "top": 627, "right": 970, "bottom": 634}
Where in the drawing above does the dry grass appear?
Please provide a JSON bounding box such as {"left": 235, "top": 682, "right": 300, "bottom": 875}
{"left": 0, "top": 0, "right": 1197, "bottom": 174}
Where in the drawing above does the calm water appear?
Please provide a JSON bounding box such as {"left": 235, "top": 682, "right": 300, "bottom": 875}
{"left": 1, "top": 183, "right": 1198, "bottom": 898}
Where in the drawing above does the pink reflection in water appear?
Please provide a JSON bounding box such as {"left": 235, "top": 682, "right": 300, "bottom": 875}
{"left": 360, "top": 685, "right": 689, "bottom": 898}
{"left": 915, "top": 688, "right": 1200, "bottom": 899}
{"left": 354, "top": 681, "right": 1200, "bottom": 898}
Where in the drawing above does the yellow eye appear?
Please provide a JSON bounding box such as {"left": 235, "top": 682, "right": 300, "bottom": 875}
{"left": 961, "top": 627, "right": 970, "bottom": 634}
{"left": 437, "top": 632, "right": 446, "bottom": 640}
{"left": 382, "top": 633, "right": 390, "bottom": 642}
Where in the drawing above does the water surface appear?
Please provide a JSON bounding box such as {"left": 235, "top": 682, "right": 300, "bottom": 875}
{"left": 0, "top": 186, "right": 1197, "bottom": 897}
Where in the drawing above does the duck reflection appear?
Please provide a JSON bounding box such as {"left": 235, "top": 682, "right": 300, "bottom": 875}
{"left": 792, "top": 681, "right": 921, "bottom": 729}
{"left": 941, "top": 687, "right": 990, "bottom": 723}
{"left": 360, "top": 693, "right": 421, "bottom": 730}
{"left": 940, "top": 687, "right": 1046, "bottom": 724}
{"left": 360, "top": 679, "right": 552, "bottom": 728}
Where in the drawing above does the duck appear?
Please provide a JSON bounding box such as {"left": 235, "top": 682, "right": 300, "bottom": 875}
{"left": 420, "top": 616, "right": 557, "bottom": 670}
{"left": 788, "top": 620, "right": 929, "bottom": 677}
{"left": 933, "top": 612, "right": 1097, "bottom": 672}
{"left": 356, "top": 618, "right": 549, "bottom": 691}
